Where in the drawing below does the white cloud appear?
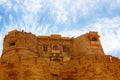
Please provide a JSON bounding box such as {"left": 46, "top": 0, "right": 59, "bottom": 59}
{"left": 107, "top": 0, "right": 120, "bottom": 12}
{"left": 1, "top": 0, "right": 120, "bottom": 24}
{"left": 0, "top": 0, "right": 12, "bottom": 11}
{"left": 0, "top": 16, "right": 2, "bottom": 22}
{"left": 23, "top": 0, "right": 42, "bottom": 13}
{"left": 49, "top": 0, "right": 68, "bottom": 24}
{"left": 0, "top": 34, "right": 3, "bottom": 57}
{"left": 117, "top": 0, "right": 120, "bottom": 4}
{"left": 46, "top": 0, "right": 100, "bottom": 23}
{"left": 47, "top": 0, "right": 120, "bottom": 24}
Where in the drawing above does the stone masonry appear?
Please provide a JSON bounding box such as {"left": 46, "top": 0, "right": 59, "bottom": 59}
{"left": 0, "top": 30, "right": 120, "bottom": 80}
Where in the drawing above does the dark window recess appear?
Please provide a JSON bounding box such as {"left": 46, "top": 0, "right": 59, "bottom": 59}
{"left": 63, "top": 46, "right": 69, "bottom": 52}
{"left": 43, "top": 46, "right": 48, "bottom": 52}
{"left": 53, "top": 58, "right": 61, "bottom": 62}
{"left": 52, "top": 74, "right": 59, "bottom": 80}
{"left": 53, "top": 46, "right": 58, "bottom": 50}
{"left": 91, "top": 37, "right": 98, "bottom": 41}
{"left": 9, "top": 42, "right": 15, "bottom": 46}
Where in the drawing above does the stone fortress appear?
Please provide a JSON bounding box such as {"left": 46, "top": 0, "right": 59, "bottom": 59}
{"left": 0, "top": 30, "right": 120, "bottom": 80}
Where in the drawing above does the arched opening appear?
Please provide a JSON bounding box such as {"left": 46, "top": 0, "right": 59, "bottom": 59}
{"left": 53, "top": 58, "right": 61, "bottom": 62}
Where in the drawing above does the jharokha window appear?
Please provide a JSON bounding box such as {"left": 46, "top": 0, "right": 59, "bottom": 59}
{"left": 43, "top": 45, "right": 48, "bottom": 52}
{"left": 53, "top": 45, "right": 59, "bottom": 50}
{"left": 91, "top": 37, "right": 98, "bottom": 41}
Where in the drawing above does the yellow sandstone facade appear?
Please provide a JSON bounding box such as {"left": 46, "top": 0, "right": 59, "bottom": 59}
{"left": 0, "top": 30, "right": 120, "bottom": 80}
{"left": 2, "top": 30, "right": 104, "bottom": 62}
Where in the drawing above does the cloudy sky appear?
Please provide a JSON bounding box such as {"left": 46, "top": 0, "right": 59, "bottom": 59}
{"left": 0, "top": 0, "right": 120, "bottom": 58}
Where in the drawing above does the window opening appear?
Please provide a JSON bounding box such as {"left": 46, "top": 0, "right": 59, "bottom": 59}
{"left": 53, "top": 58, "right": 61, "bottom": 62}
{"left": 53, "top": 45, "right": 58, "bottom": 50}
{"left": 9, "top": 42, "right": 15, "bottom": 46}
{"left": 43, "top": 45, "right": 48, "bottom": 52}
{"left": 63, "top": 46, "right": 69, "bottom": 52}
{"left": 91, "top": 37, "right": 98, "bottom": 41}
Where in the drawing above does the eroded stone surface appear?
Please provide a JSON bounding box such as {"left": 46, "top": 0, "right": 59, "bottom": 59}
{"left": 0, "top": 30, "right": 120, "bottom": 80}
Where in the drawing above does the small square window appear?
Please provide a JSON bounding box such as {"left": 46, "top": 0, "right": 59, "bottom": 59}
{"left": 63, "top": 46, "right": 69, "bottom": 52}
{"left": 9, "top": 42, "right": 15, "bottom": 46}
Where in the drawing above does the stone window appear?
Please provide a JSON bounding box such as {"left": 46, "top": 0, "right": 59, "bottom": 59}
{"left": 9, "top": 42, "right": 15, "bottom": 46}
{"left": 63, "top": 46, "right": 69, "bottom": 52}
{"left": 43, "top": 45, "right": 48, "bottom": 52}
{"left": 53, "top": 45, "right": 59, "bottom": 50}
{"left": 91, "top": 37, "right": 98, "bottom": 41}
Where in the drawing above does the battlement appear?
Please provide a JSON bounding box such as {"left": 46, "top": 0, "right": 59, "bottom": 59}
{"left": 37, "top": 34, "right": 72, "bottom": 40}
{"left": 2, "top": 30, "right": 38, "bottom": 58}
{"left": 50, "top": 34, "right": 61, "bottom": 39}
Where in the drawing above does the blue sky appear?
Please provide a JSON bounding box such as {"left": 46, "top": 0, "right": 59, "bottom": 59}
{"left": 0, "top": 0, "right": 120, "bottom": 58}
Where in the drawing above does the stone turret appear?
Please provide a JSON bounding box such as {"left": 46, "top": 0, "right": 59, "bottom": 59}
{"left": 73, "top": 31, "right": 104, "bottom": 57}
{"left": 2, "top": 30, "right": 39, "bottom": 59}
